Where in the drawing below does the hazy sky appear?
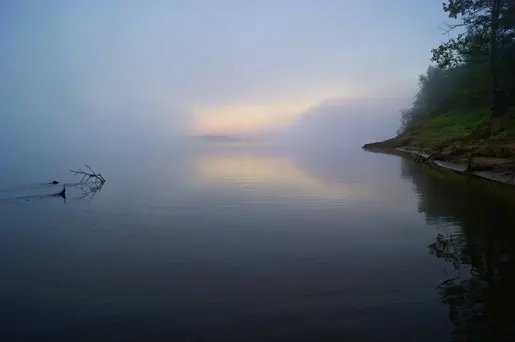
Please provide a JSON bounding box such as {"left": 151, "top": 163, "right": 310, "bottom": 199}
{"left": 1, "top": 0, "right": 451, "bottom": 139}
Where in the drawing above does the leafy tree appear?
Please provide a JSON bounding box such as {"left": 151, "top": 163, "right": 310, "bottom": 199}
{"left": 399, "top": 0, "right": 515, "bottom": 134}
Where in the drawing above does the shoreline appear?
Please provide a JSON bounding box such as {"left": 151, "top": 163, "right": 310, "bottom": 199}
{"left": 364, "top": 144, "right": 515, "bottom": 187}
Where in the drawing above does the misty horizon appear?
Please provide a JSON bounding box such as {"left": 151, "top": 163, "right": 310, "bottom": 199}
{"left": 1, "top": 0, "right": 451, "bottom": 156}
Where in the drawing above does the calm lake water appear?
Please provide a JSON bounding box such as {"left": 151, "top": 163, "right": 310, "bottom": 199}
{"left": 2, "top": 143, "right": 515, "bottom": 341}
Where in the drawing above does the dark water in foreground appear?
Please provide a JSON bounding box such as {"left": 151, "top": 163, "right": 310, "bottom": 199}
{"left": 2, "top": 144, "right": 515, "bottom": 341}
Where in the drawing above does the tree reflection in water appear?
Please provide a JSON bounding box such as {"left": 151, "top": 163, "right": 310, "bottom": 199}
{"left": 402, "top": 159, "right": 515, "bottom": 342}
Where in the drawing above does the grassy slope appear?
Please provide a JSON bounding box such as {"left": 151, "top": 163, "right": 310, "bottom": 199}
{"left": 364, "top": 106, "right": 515, "bottom": 149}
{"left": 403, "top": 108, "right": 490, "bottom": 147}
{"left": 362, "top": 107, "right": 515, "bottom": 172}
{"left": 403, "top": 107, "right": 515, "bottom": 147}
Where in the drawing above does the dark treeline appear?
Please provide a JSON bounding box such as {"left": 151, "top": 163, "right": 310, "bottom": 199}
{"left": 400, "top": 0, "right": 515, "bottom": 134}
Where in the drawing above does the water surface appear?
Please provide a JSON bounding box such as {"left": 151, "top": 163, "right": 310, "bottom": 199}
{"left": 2, "top": 144, "right": 515, "bottom": 341}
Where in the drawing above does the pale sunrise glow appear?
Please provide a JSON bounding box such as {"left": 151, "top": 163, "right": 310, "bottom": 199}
{"left": 195, "top": 154, "right": 374, "bottom": 201}
{"left": 193, "top": 91, "right": 348, "bottom": 135}
{"left": 193, "top": 102, "right": 307, "bottom": 134}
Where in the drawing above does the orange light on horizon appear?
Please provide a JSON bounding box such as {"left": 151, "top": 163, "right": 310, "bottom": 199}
{"left": 192, "top": 100, "right": 316, "bottom": 135}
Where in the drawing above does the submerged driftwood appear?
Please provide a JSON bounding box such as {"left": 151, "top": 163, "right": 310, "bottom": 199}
{"left": 0, "top": 165, "right": 105, "bottom": 204}
{"left": 53, "top": 185, "right": 66, "bottom": 198}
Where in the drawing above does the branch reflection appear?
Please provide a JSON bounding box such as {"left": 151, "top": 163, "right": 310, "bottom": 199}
{"left": 0, "top": 181, "right": 104, "bottom": 204}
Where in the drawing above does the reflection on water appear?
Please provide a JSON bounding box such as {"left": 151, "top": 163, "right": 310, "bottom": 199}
{"left": 71, "top": 182, "right": 104, "bottom": 201}
{"left": 195, "top": 153, "right": 376, "bottom": 202}
{"left": 0, "top": 181, "right": 104, "bottom": 204}
{"left": 2, "top": 146, "right": 515, "bottom": 341}
{"left": 195, "top": 154, "right": 312, "bottom": 184}
{"left": 402, "top": 159, "right": 515, "bottom": 342}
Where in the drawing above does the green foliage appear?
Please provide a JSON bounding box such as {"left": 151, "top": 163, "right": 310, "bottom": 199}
{"left": 399, "top": 1, "right": 515, "bottom": 136}
{"left": 398, "top": 64, "right": 491, "bottom": 134}
{"left": 431, "top": 0, "right": 491, "bottom": 68}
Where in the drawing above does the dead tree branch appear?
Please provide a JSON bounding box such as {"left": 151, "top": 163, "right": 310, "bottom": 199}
{"left": 414, "top": 147, "right": 445, "bottom": 164}
{"left": 70, "top": 165, "right": 106, "bottom": 183}
{"left": 421, "top": 150, "right": 442, "bottom": 163}
{"left": 440, "top": 22, "right": 467, "bottom": 35}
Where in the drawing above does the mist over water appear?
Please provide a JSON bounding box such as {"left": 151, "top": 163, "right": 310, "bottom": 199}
{"left": 3, "top": 90, "right": 515, "bottom": 341}
{"left": 5, "top": 130, "right": 515, "bottom": 341}
{"left": 1, "top": 90, "right": 403, "bottom": 186}
{"left": 7, "top": 2, "right": 515, "bottom": 341}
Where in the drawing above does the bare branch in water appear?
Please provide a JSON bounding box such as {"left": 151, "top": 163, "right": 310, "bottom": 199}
{"left": 1, "top": 165, "right": 105, "bottom": 204}
{"left": 70, "top": 165, "right": 106, "bottom": 183}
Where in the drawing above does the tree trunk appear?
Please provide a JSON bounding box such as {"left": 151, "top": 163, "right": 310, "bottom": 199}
{"left": 490, "top": 0, "right": 504, "bottom": 135}
{"left": 490, "top": 0, "right": 500, "bottom": 93}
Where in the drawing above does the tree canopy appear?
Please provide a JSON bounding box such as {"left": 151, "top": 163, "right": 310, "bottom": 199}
{"left": 399, "top": 0, "right": 515, "bottom": 134}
